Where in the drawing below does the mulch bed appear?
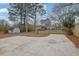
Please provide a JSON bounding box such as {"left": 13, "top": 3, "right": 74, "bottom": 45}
{"left": 66, "top": 35, "right": 79, "bottom": 48}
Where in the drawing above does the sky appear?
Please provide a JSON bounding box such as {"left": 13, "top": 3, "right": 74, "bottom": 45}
{"left": 0, "top": 3, "right": 55, "bottom": 22}
{"left": 0, "top": 3, "right": 9, "bottom": 20}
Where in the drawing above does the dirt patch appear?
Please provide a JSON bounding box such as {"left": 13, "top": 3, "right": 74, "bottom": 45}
{"left": 66, "top": 35, "right": 79, "bottom": 48}
{"left": 0, "top": 33, "right": 18, "bottom": 39}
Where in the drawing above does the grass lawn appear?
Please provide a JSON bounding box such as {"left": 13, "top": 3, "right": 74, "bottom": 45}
{"left": 19, "top": 30, "right": 66, "bottom": 37}
{"left": 0, "top": 30, "right": 66, "bottom": 38}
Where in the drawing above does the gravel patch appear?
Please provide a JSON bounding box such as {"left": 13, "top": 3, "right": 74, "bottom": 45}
{"left": 0, "top": 34, "right": 79, "bottom": 56}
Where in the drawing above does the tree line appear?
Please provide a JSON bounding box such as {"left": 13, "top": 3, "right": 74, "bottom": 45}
{"left": 0, "top": 3, "right": 79, "bottom": 35}
{"left": 52, "top": 3, "right": 79, "bottom": 35}
{"left": 8, "top": 3, "right": 46, "bottom": 32}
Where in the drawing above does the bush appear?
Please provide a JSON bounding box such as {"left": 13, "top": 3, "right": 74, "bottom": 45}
{"left": 28, "top": 25, "right": 33, "bottom": 32}
{"left": 20, "top": 24, "right": 26, "bottom": 32}
{"left": 41, "top": 26, "right": 47, "bottom": 30}
{"left": 64, "top": 27, "right": 73, "bottom": 35}
{"left": 0, "top": 19, "right": 10, "bottom": 33}
{"left": 20, "top": 24, "right": 34, "bottom": 32}
{"left": 62, "top": 15, "right": 75, "bottom": 35}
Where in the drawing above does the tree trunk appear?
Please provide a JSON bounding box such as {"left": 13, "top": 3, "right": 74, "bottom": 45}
{"left": 20, "top": 13, "right": 22, "bottom": 32}
{"left": 25, "top": 15, "right": 28, "bottom": 32}
{"left": 33, "top": 14, "right": 36, "bottom": 31}
{"left": 25, "top": 4, "right": 28, "bottom": 32}
{"left": 33, "top": 7, "right": 37, "bottom": 32}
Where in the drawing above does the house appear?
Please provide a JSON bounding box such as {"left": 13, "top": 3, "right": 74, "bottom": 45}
{"left": 8, "top": 27, "right": 20, "bottom": 33}
{"left": 41, "top": 19, "right": 63, "bottom": 30}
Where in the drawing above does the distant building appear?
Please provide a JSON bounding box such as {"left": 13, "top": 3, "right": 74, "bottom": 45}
{"left": 50, "top": 20, "right": 63, "bottom": 30}
{"left": 8, "top": 27, "right": 20, "bottom": 33}
{"left": 41, "top": 19, "right": 63, "bottom": 30}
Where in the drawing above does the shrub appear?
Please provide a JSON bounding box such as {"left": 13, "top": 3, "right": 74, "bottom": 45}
{"left": 28, "top": 25, "right": 33, "bottom": 32}
{"left": 0, "top": 19, "right": 10, "bottom": 33}
{"left": 62, "top": 15, "right": 75, "bottom": 35}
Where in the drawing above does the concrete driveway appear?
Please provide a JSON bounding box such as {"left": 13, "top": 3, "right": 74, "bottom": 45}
{"left": 0, "top": 34, "right": 79, "bottom": 56}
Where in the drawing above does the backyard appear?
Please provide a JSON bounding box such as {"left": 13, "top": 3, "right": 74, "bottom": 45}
{"left": 0, "top": 33, "right": 79, "bottom": 56}
{"left": 0, "top": 30, "right": 79, "bottom": 48}
{"left": 0, "top": 3, "right": 79, "bottom": 56}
